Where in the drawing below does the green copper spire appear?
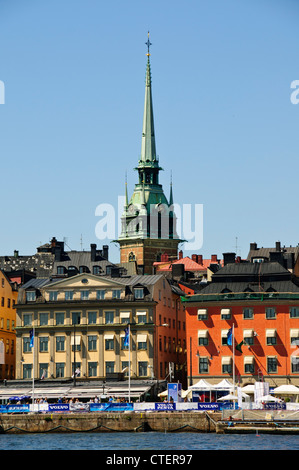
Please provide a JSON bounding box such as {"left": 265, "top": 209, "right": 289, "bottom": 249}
{"left": 140, "top": 54, "right": 156, "bottom": 163}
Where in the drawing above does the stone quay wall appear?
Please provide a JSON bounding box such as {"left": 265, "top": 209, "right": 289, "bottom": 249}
{"left": 0, "top": 411, "right": 221, "bottom": 434}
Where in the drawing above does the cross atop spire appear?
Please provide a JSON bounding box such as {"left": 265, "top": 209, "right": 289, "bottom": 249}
{"left": 145, "top": 31, "right": 152, "bottom": 56}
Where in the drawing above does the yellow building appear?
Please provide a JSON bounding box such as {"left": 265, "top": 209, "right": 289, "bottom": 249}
{"left": 0, "top": 270, "right": 18, "bottom": 380}
{"left": 15, "top": 273, "right": 186, "bottom": 384}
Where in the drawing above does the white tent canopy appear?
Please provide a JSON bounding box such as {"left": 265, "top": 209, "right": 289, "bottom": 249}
{"left": 273, "top": 384, "right": 299, "bottom": 395}
{"left": 189, "top": 379, "right": 214, "bottom": 390}
{"left": 214, "top": 379, "right": 234, "bottom": 390}
{"left": 217, "top": 393, "right": 238, "bottom": 401}
{"left": 256, "top": 394, "right": 282, "bottom": 403}
{"left": 241, "top": 384, "right": 255, "bottom": 393}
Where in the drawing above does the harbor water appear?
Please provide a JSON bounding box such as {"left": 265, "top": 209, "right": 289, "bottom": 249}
{"left": 2, "top": 431, "right": 299, "bottom": 450}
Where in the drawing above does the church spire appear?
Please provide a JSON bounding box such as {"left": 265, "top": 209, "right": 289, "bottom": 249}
{"left": 140, "top": 32, "right": 157, "bottom": 165}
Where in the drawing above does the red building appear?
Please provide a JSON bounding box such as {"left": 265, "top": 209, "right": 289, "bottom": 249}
{"left": 182, "top": 253, "right": 299, "bottom": 389}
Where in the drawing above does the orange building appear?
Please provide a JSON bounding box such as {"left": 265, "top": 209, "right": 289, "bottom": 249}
{"left": 182, "top": 258, "right": 299, "bottom": 389}
{"left": 0, "top": 270, "right": 18, "bottom": 380}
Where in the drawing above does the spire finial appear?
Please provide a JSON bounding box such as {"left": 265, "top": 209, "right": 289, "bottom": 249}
{"left": 145, "top": 31, "right": 152, "bottom": 56}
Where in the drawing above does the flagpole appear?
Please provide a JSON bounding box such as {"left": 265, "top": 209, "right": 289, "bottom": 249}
{"left": 232, "top": 324, "right": 235, "bottom": 409}
{"left": 32, "top": 326, "right": 35, "bottom": 412}
{"left": 128, "top": 324, "right": 131, "bottom": 403}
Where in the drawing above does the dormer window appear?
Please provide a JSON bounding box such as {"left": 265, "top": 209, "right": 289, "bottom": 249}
{"left": 57, "top": 266, "right": 65, "bottom": 275}
{"left": 134, "top": 288, "right": 144, "bottom": 299}
{"left": 26, "top": 291, "right": 36, "bottom": 302}
{"left": 79, "top": 266, "right": 89, "bottom": 274}
{"left": 93, "top": 266, "right": 101, "bottom": 275}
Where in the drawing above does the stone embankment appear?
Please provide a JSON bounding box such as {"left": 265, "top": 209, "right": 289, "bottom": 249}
{"left": 0, "top": 411, "right": 220, "bottom": 434}
{"left": 1, "top": 411, "right": 299, "bottom": 434}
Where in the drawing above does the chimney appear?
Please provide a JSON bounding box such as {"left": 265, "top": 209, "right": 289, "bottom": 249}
{"left": 178, "top": 250, "right": 183, "bottom": 260}
{"left": 51, "top": 237, "right": 57, "bottom": 248}
{"left": 276, "top": 241, "right": 281, "bottom": 252}
{"left": 161, "top": 253, "right": 169, "bottom": 262}
{"left": 250, "top": 242, "right": 258, "bottom": 251}
{"left": 172, "top": 263, "right": 184, "bottom": 279}
{"left": 223, "top": 252, "right": 236, "bottom": 265}
{"left": 14, "top": 250, "right": 19, "bottom": 258}
{"left": 192, "top": 254, "right": 198, "bottom": 263}
{"left": 211, "top": 254, "right": 218, "bottom": 263}
{"left": 198, "top": 254, "right": 203, "bottom": 265}
{"left": 102, "top": 245, "right": 109, "bottom": 260}
{"left": 54, "top": 245, "right": 62, "bottom": 262}
{"left": 91, "top": 244, "right": 97, "bottom": 262}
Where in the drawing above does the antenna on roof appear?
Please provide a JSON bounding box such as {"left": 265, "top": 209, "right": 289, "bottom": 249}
{"left": 80, "top": 234, "right": 83, "bottom": 251}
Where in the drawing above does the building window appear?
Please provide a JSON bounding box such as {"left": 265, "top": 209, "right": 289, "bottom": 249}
{"left": 137, "top": 335, "right": 147, "bottom": 350}
{"left": 79, "top": 266, "right": 89, "bottom": 274}
{"left": 49, "top": 291, "right": 58, "bottom": 301}
{"left": 81, "top": 290, "right": 89, "bottom": 301}
{"left": 56, "top": 336, "right": 65, "bottom": 352}
{"left": 39, "top": 313, "right": 48, "bottom": 326}
{"left": 244, "top": 357, "right": 255, "bottom": 373}
{"left": 112, "top": 290, "right": 121, "bottom": 299}
{"left": 134, "top": 288, "right": 144, "bottom": 299}
{"left": 88, "top": 311, "right": 97, "bottom": 324}
{"left": 23, "top": 314, "right": 32, "bottom": 327}
{"left": 56, "top": 363, "right": 65, "bottom": 378}
{"left": 55, "top": 312, "right": 65, "bottom": 325}
{"left": 221, "top": 308, "right": 231, "bottom": 320}
{"left": 39, "top": 337, "right": 48, "bottom": 352}
{"left": 71, "top": 312, "right": 81, "bottom": 325}
{"left": 266, "top": 307, "right": 276, "bottom": 319}
{"left": 222, "top": 357, "right": 232, "bottom": 373}
{"left": 57, "top": 266, "right": 65, "bottom": 275}
{"left": 23, "top": 337, "right": 31, "bottom": 353}
{"left": 39, "top": 364, "right": 48, "bottom": 379}
{"left": 65, "top": 291, "right": 74, "bottom": 301}
{"left": 93, "top": 266, "right": 101, "bottom": 275}
{"left": 197, "top": 309, "right": 208, "bottom": 320}
{"left": 106, "top": 362, "right": 114, "bottom": 374}
{"left": 243, "top": 308, "right": 254, "bottom": 319}
{"left": 105, "top": 311, "right": 114, "bottom": 324}
{"left": 267, "top": 356, "right": 277, "bottom": 373}
{"left": 198, "top": 331, "right": 208, "bottom": 346}
{"left": 138, "top": 361, "right": 148, "bottom": 377}
{"left": 23, "top": 364, "right": 32, "bottom": 379}
{"left": 88, "top": 335, "right": 97, "bottom": 351}
{"left": 243, "top": 329, "right": 254, "bottom": 345}
{"left": 26, "top": 291, "right": 36, "bottom": 302}
{"left": 199, "top": 357, "right": 209, "bottom": 374}
{"left": 120, "top": 311, "right": 130, "bottom": 324}
{"left": 105, "top": 337, "right": 114, "bottom": 350}
{"left": 266, "top": 330, "right": 277, "bottom": 345}
{"left": 88, "top": 362, "right": 97, "bottom": 377}
{"left": 290, "top": 307, "right": 299, "bottom": 318}
{"left": 291, "top": 356, "right": 299, "bottom": 373}
{"left": 96, "top": 290, "right": 105, "bottom": 300}
{"left": 290, "top": 329, "right": 299, "bottom": 346}
{"left": 137, "top": 311, "right": 147, "bottom": 323}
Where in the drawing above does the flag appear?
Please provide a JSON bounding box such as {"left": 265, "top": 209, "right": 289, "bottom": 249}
{"left": 227, "top": 327, "right": 233, "bottom": 346}
{"left": 124, "top": 326, "right": 130, "bottom": 348}
{"left": 29, "top": 329, "right": 34, "bottom": 348}
{"left": 236, "top": 341, "right": 244, "bottom": 353}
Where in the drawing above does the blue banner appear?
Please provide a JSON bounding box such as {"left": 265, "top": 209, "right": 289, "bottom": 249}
{"left": 6, "top": 404, "right": 30, "bottom": 413}
{"left": 48, "top": 404, "right": 70, "bottom": 412}
{"left": 155, "top": 402, "right": 176, "bottom": 411}
{"left": 197, "top": 402, "right": 220, "bottom": 411}
{"left": 90, "top": 402, "right": 133, "bottom": 412}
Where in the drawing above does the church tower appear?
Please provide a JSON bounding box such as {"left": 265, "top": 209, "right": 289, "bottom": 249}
{"left": 117, "top": 34, "right": 181, "bottom": 274}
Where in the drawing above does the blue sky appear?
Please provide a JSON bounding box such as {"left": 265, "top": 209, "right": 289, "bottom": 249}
{"left": 0, "top": 0, "right": 298, "bottom": 263}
